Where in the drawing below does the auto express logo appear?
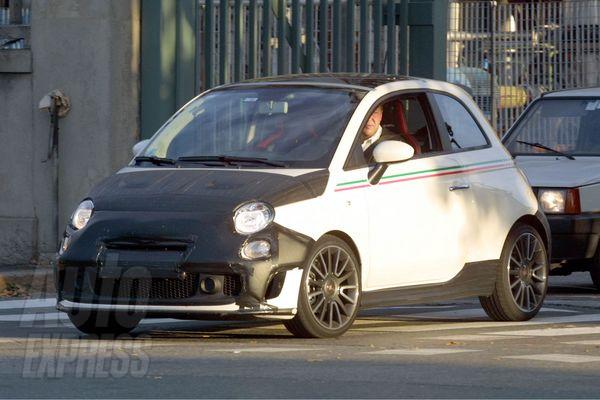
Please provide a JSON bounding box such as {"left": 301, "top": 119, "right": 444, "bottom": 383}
{"left": 22, "top": 333, "right": 151, "bottom": 378}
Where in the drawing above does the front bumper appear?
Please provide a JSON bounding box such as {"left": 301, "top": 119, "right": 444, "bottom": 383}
{"left": 548, "top": 213, "right": 600, "bottom": 263}
{"left": 56, "top": 267, "right": 303, "bottom": 320}
{"left": 56, "top": 209, "right": 314, "bottom": 310}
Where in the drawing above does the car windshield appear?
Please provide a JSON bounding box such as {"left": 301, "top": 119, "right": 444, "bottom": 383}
{"left": 140, "top": 86, "right": 364, "bottom": 168}
{"left": 505, "top": 98, "right": 600, "bottom": 156}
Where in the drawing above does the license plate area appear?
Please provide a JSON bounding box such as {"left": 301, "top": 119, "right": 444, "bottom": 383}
{"left": 98, "top": 249, "right": 185, "bottom": 279}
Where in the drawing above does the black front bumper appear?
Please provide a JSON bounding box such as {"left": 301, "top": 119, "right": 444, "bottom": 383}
{"left": 548, "top": 213, "right": 600, "bottom": 263}
{"left": 56, "top": 210, "right": 314, "bottom": 309}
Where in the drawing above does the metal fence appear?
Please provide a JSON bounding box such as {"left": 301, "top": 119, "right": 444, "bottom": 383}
{"left": 198, "top": 0, "right": 403, "bottom": 90}
{"left": 447, "top": 0, "right": 600, "bottom": 135}
{"left": 0, "top": 0, "right": 31, "bottom": 49}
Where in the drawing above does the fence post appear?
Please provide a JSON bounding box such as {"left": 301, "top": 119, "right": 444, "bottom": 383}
{"left": 9, "top": 0, "right": 23, "bottom": 24}
{"left": 406, "top": 0, "right": 447, "bottom": 80}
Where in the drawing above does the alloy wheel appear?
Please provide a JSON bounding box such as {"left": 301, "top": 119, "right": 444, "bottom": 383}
{"left": 507, "top": 232, "right": 547, "bottom": 312}
{"left": 306, "top": 245, "right": 359, "bottom": 330}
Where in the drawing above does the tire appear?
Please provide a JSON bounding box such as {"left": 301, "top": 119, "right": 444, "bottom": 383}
{"left": 284, "top": 235, "right": 361, "bottom": 338}
{"left": 480, "top": 223, "right": 549, "bottom": 321}
{"left": 68, "top": 310, "right": 142, "bottom": 335}
{"left": 590, "top": 250, "right": 600, "bottom": 291}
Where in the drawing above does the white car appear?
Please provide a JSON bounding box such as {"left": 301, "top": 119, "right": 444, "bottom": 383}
{"left": 57, "top": 74, "right": 550, "bottom": 338}
{"left": 503, "top": 87, "right": 600, "bottom": 289}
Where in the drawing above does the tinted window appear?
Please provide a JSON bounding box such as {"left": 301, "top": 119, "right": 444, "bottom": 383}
{"left": 505, "top": 98, "right": 600, "bottom": 156}
{"left": 143, "top": 87, "right": 363, "bottom": 168}
{"left": 434, "top": 94, "right": 488, "bottom": 150}
{"left": 346, "top": 93, "right": 442, "bottom": 168}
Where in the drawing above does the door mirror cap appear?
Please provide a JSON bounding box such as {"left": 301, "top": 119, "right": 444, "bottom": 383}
{"left": 132, "top": 139, "right": 150, "bottom": 156}
{"left": 373, "top": 140, "right": 415, "bottom": 164}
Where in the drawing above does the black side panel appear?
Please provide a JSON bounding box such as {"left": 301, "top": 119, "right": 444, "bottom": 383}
{"left": 360, "top": 260, "right": 498, "bottom": 309}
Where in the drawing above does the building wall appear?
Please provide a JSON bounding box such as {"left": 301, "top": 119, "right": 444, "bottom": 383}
{"left": 0, "top": 0, "right": 140, "bottom": 265}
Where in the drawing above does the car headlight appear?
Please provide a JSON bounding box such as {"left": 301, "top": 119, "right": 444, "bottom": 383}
{"left": 70, "top": 199, "right": 94, "bottom": 230}
{"left": 538, "top": 189, "right": 566, "bottom": 214}
{"left": 233, "top": 202, "right": 274, "bottom": 234}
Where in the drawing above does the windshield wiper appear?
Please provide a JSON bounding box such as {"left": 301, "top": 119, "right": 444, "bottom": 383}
{"left": 134, "top": 156, "right": 177, "bottom": 165}
{"left": 178, "top": 155, "right": 287, "bottom": 167}
{"left": 516, "top": 140, "right": 575, "bottom": 160}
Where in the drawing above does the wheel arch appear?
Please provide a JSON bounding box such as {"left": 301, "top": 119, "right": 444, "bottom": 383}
{"left": 322, "top": 230, "right": 362, "bottom": 271}
{"left": 512, "top": 212, "right": 552, "bottom": 262}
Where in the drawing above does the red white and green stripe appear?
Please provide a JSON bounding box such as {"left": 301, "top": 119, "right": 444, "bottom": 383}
{"left": 335, "top": 159, "right": 514, "bottom": 192}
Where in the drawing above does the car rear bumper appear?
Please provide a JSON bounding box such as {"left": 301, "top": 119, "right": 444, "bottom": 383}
{"left": 548, "top": 213, "right": 600, "bottom": 263}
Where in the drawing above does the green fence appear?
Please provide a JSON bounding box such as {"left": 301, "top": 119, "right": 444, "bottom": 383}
{"left": 141, "top": 0, "right": 447, "bottom": 137}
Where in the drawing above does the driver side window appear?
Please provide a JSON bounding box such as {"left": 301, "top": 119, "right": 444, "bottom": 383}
{"left": 345, "top": 93, "right": 442, "bottom": 169}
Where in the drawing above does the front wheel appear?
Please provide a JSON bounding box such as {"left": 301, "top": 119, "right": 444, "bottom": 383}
{"left": 480, "top": 223, "right": 549, "bottom": 321}
{"left": 284, "top": 235, "right": 361, "bottom": 338}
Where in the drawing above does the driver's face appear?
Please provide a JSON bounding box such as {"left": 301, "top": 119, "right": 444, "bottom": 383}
{"left": 363, "top": 106, "right": 383, "bottom": 138}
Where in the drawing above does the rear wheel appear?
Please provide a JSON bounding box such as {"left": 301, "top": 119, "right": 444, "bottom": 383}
{"left": 480, "top": 223, "right": 549, "bottom": 321}
{"left": 68, "top": 310, "right": 142, "bottom": 335}
{"left": 284, "top": 235, "right": 360, "bottom": 338}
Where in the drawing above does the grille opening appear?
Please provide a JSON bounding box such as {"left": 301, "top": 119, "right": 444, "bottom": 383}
{"left": 223, "top": 275, "right": 242, "bottom": 296}
{"left": 94, "top": 273, "right": 200, "bottom": 300}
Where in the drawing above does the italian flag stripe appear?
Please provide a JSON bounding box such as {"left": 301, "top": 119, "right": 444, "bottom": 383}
{"left": 335, "top": 159, "right": 514, "bottom": 192}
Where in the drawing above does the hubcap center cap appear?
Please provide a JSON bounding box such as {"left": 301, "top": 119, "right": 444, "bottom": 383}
{"left": 323, "top": 278, "right": 337, "bottom": 298}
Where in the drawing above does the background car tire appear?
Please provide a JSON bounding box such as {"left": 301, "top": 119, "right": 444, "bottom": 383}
{"left": 68, "top": 310, "right": 142, "bottom": 335}
{"left": 589, "top": 249, "right": 600, "bottom": 291}
{"left": 284, "top": 235, "right": 361, "bottom": 338}
{"left": 480, "top": 223, "right": 549, "bottom": 321}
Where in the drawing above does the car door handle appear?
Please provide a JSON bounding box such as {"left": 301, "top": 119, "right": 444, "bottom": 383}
{"left": 449, "top": 184, "right": 470, "bottom": 192}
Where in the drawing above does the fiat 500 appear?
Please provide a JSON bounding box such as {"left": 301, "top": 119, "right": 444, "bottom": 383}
{"left": 503, "top": 87, "right": 600, "bottom": 289}
{"left": 57, "top": 74, "right": 550, "bottom": 338}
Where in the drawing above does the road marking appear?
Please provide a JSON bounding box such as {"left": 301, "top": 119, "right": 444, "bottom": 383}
{"left": 430, "top": 334, "right": 531, "bottom": 342}
{"left": 0, "top": 312, "right": 68, "bottom": 322}
{"left": 397, "top": 307, "right": 577, "bottom": 320}
{"left": 208, "top": 347, "right": 324, "bottom": 354}
{"left": 563, "top": 340, "right": 600, "bottom": 346}
{"left": 484, "top": 326, "right": 600, "bottom": 337}
{"left": 351, "top": 313, "right": 600, "bottom": 333}
{"left": 503, "top": 354, "right": 600, "bottom": 363}
{"left": 366, "top": 348, "right": 480, "bottom": 356}
{"left": 0, "top": 298, "right": 56, "bottom": 310}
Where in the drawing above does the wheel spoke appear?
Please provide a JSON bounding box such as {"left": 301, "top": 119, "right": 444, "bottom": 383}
{"left": 339, "top": 289, "right": 357, "bottom": 304}
{"left": 338, "top": 271, "right": 354, "bottom": 284}
{"left": 333, "top": 248, "right": 341, "bottom": 275}
{"left": 311, "top": 296, "right": 325, "bottom": 314}
{"left": 510, "top": 278, "right": 521, "bottom": 289}
{"left": 309, "top": 279, "right": 323, "bottom": 287}
{"left": 514, "top": 282, "right": 524, "bottom": 307}
{"left": 328, "top": 301, "right": 334, "bottom": 328}
{"left": 308, "top": 290, "right": 323, "bottom": 299}
{"left": 312, "top": 262, "right": 326, "bottom": 279}
{"left": 510, "top": 255, "right": 521, "bottom": 267}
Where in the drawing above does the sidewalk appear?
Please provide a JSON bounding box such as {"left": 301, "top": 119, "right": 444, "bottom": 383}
{"left": 0, "top": 263, "right": 53, "bottom": 298}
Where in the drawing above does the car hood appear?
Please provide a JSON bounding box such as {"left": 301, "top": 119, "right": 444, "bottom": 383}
{"left": 514, "top": 156, "right": 600, "bottom": 188}
{"left": 88, "top": 167, "right": 329, "bottom": 213}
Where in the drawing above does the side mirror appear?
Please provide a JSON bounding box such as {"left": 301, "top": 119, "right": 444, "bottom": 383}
{"left": 373, "top": 140, "right": 415, "bottom": 164}
{"left": 368, "top": 141, "right": 415, "bottom": 185}
{"left": 132, "top": 139, "right": 150, "bottom": 156}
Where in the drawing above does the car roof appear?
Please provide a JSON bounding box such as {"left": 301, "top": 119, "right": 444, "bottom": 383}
{"left": 224, "top": 73, "right": 421, "bottom": 90}
{"left": 543, "top": 86, "right": 600, "bottom": 98}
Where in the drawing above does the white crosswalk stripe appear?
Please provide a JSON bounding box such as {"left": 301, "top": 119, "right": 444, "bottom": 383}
{"left": 366, "top": 348, "right": 480, "bottom": 356}
{"left": 563, "top": 340, "right": 600, "bottom": 345}
{"left": 502, "top": 354, "right": 600, "bottom": 363}
{"left": 484, "top": 326, "right": 600, "bottom": 337}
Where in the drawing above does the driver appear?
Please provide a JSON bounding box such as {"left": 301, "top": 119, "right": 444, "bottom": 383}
{"left": 361, "top": 104, "right": 401, "bottom": 161}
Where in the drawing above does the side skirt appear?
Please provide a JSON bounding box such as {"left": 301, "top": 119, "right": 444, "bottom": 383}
{"left": 360, "top": 260, "right": 498, "bottom": 309}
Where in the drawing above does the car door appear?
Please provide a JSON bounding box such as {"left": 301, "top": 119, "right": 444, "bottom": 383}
{"left": 359, "top": 92, "right": 470, "bottom": 290}
{"left": 430, "top": 92, "right": 512, "bottom": 264}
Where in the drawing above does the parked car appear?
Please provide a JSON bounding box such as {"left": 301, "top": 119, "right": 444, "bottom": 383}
{"left": 56, "top": 74, "right": 550, "bottom": 338}
{"left": 503, "top": 87, "right": 600, "bottom": 289}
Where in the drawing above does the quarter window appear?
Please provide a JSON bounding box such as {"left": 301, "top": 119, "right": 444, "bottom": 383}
{"left": 433, "top": 94, "right": 488, "bottom": 150}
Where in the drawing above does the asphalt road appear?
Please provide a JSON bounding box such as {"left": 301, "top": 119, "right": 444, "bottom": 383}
{"left": 0, "top": 273, "right": 599, "bottom": 398}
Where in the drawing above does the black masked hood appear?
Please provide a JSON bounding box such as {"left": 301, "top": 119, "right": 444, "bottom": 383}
{"left": 88, "top": 167, "right": 329, "bottom": 213}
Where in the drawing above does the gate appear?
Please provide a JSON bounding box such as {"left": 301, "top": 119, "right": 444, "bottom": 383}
{"left": 448, "top": 0, "right": 600, "bottom": 134}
